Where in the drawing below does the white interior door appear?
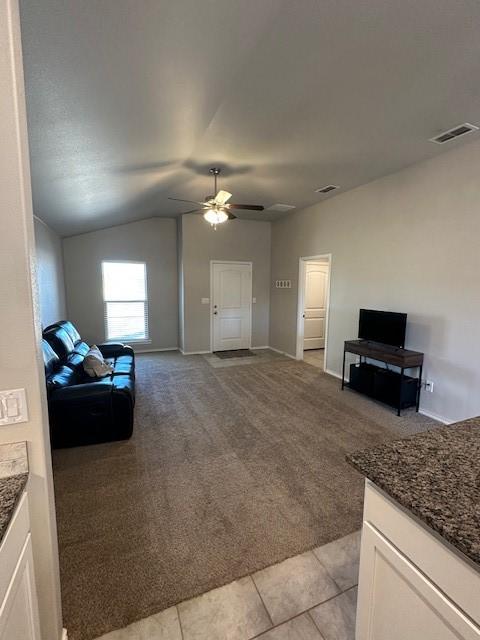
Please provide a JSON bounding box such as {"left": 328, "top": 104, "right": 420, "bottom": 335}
{"left": 212, "top": 262, "right": 252, "bottom": 351}
{"left": 303, "top": 262, "right": 329, "bottom": 350}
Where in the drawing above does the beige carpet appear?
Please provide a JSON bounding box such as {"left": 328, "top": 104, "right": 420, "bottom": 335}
{"left": 53, "top": 352, "right": 437, "bottom": 640}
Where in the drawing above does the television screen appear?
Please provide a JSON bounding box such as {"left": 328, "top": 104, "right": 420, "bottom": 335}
{"left": 358, "top": 309, "right": 407, "bottom": 348}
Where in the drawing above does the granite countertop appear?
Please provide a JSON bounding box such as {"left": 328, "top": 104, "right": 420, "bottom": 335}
{"left": 0, "top": 473, "right": 28, "bottom": 544}
{"left": 348, "top": 417, "right": 480, "bottom": 567}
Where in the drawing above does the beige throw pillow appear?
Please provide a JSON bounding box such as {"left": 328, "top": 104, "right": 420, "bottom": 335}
{"left": 83, "top": 345, "right": 114, "bottom": 378}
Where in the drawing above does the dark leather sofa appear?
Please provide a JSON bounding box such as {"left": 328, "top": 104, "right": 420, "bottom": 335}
{"left": 42, "top": 321, "right": 135, "bottom": 448}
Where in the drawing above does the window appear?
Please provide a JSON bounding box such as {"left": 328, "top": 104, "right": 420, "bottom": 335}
{"left": 102, "top": 261, "right": 149, "bottom": 342}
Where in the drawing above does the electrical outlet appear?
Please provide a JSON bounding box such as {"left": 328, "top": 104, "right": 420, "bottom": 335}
{"left": 424, "top": 380, "right": 434, "bottom": 393}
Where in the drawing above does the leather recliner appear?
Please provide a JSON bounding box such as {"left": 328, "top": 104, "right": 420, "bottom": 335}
{"left": 42, "top": 321, "right": 135, "bottom": 448}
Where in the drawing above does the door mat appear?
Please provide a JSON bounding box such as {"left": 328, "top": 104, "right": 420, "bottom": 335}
{"left": 214, "top": 349, "right": 257, "bottom": 359}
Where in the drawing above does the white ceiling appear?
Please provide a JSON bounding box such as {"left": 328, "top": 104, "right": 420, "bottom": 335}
{"left": 20, "top": 0, "right": 480, "bottom": 237}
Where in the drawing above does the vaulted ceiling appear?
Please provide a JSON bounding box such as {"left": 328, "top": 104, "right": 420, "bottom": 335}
{"left": 20, "top": 0, "right": 480, "bottom": 236}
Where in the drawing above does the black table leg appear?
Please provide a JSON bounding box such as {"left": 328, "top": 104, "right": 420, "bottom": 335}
{"left": 416, "top": 364, "right": 423, "bottom": 412}
{"left": 398, "top": 368, "right": 404, "bottom": 416}
{"left": 341, "top": 348, "right": 346, "bottom": 390}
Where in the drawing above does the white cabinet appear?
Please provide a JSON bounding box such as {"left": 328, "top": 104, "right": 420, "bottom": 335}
{"left": 0, "top": 493, "right": 41, "bottom": 640}
{"left": 356, "top": 481, "right": 480, "bottom": 640}
{"left": 0, "top": 535, "right": 40, "bottom": 639}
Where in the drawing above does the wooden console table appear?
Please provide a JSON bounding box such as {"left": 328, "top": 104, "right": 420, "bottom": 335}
{"left": 341, "top": 340, "right": 424, "bottom": 416}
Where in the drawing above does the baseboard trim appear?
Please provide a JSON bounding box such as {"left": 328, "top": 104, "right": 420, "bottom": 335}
{"left": 324, "top": 368, "right": 345, "bottom": 381}
{"left": 418, "top": 409, "right": 451, "bottom": 424}
{"left": 268, "top": 346, "right": 297, "bottom": 360}
{"left": 62, "top": 629, "right": 68, "bottom": 640}
{"left": 180, "top": 349, "right": 211, "bottom": 356}
{"left": 134, "top": 347, "right": 178, "bottom": 354}
{"left": 251, "top": 346, "right": 270, "bottom": 350}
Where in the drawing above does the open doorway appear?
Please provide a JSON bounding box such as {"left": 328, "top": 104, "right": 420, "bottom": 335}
{"left": 296, "top": 254, "right": 331, "bottom": 370}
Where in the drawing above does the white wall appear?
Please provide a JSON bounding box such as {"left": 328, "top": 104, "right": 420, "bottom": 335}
{"left": 63, "top": 217, "right": 178, "bottom": 351}
{"left": 270, "top": 138, "right": 480, "bottom": 424}
{"left": 0, "top": 2, "right": 63, "bottom": 638}
{"left": 181, "top": 215, "right": 271, "bottom": 353}
{"left": 33, "top": 217, "right": 66, "bottom": 327}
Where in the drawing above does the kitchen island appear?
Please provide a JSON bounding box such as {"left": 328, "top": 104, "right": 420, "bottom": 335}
{"left": 348, "top": 418, "right": 480, "bottom": 639}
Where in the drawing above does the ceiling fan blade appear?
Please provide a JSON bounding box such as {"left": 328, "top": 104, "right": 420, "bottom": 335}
{"left": 182, "top": 208, "right": 203, "bottom": 215}
{"left": 228, "top": 203, "right": 264, "bottom": 211}
{"left": 168, "top": 197, "right": 206, "bottom": 206}
{"left": 227, "top": 212, "right": 237, "bottom": 220}
{"left": 214, "top": 190, "right": 232, "bottom": 205}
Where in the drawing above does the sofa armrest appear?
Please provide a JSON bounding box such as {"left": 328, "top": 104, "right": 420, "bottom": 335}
{"left": 97, "top": 342, "right": 134, "bottom": 358}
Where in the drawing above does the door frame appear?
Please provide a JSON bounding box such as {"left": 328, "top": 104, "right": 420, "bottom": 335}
{"left": 210, "top": 260, "right": 253, "bottom": 352}
{"left": 296, "top": 254, "right": 332, "bottom": 363}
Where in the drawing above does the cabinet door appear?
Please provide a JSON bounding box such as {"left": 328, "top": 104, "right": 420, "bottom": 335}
{"left": 356, "top": 523, "right": 480, "bottom": 640}
{"left": 0, "top": 534, "right": 41, "bottom": 640}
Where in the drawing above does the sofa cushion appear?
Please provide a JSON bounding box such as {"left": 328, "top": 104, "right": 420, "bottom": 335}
{"left": 65, "top": 352, "right": 85, "bottom": 372}
{"left": 104, "top": 354, "right": 135, "bottom": 376}
{"left": 56, "top": 320, "right": 82, "bottom": 345}
{"left": 73, "top": 341, "right": 90, "bottom": 357}
{"left": 112, "top": 362, "right": 132, "bottom": 375}
{"left": 42, "top": 339, "right": 59, "bottom": 377}
{"left": 48, "top": 365, "right": 79, "bottom": 388}
{"left": 43, "top": 326, "right": 76, "bottom": 360}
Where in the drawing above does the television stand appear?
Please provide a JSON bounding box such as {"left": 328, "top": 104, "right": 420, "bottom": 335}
{"left": 358, "top": 340, "right": 403, "bottom": 353}
{"left": 341, "top": 340, "right": 424, "bottom": 416}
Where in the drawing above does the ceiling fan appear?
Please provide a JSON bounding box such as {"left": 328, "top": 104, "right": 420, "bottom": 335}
{"left": 168, "top": 167, "right": 264, "bottom": 227}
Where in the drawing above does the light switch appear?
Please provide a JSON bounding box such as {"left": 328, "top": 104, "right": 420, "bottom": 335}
{"left": 6, "top": 397, "right": 19, "bottom": 418}
{"left": 201, "top": 298, "right": 210, "bottom": 304}
{"left": 0, "top": 389, "right": 28, "bottom": 426}
{"left": 252, "top": 297, "right": 257, "bottom": 303}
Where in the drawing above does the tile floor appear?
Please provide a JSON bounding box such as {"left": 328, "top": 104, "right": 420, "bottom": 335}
{"left": 95, "top": 530, "right": 361, "bottom": 640}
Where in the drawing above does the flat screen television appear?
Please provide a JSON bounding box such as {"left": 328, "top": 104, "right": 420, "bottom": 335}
{"left": 358, "top": 309, "right": 407, "bottom": 348}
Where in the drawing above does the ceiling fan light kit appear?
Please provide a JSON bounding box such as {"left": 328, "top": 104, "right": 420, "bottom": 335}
{"left": 204, "top": 208, "right": 228, "bottom": 226}
{"left": 168, "top": 167, "right": 265, "bottom": 228}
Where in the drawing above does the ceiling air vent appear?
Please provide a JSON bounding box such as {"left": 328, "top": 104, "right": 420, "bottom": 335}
{"left": 315, "top": 184, "right": 339, "bottom": 194}
{"left": 266, "top": 204, "right": 296, "bottom": 212}
{"left": 429, "top": 123, "right": 478, "bottom": 144}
